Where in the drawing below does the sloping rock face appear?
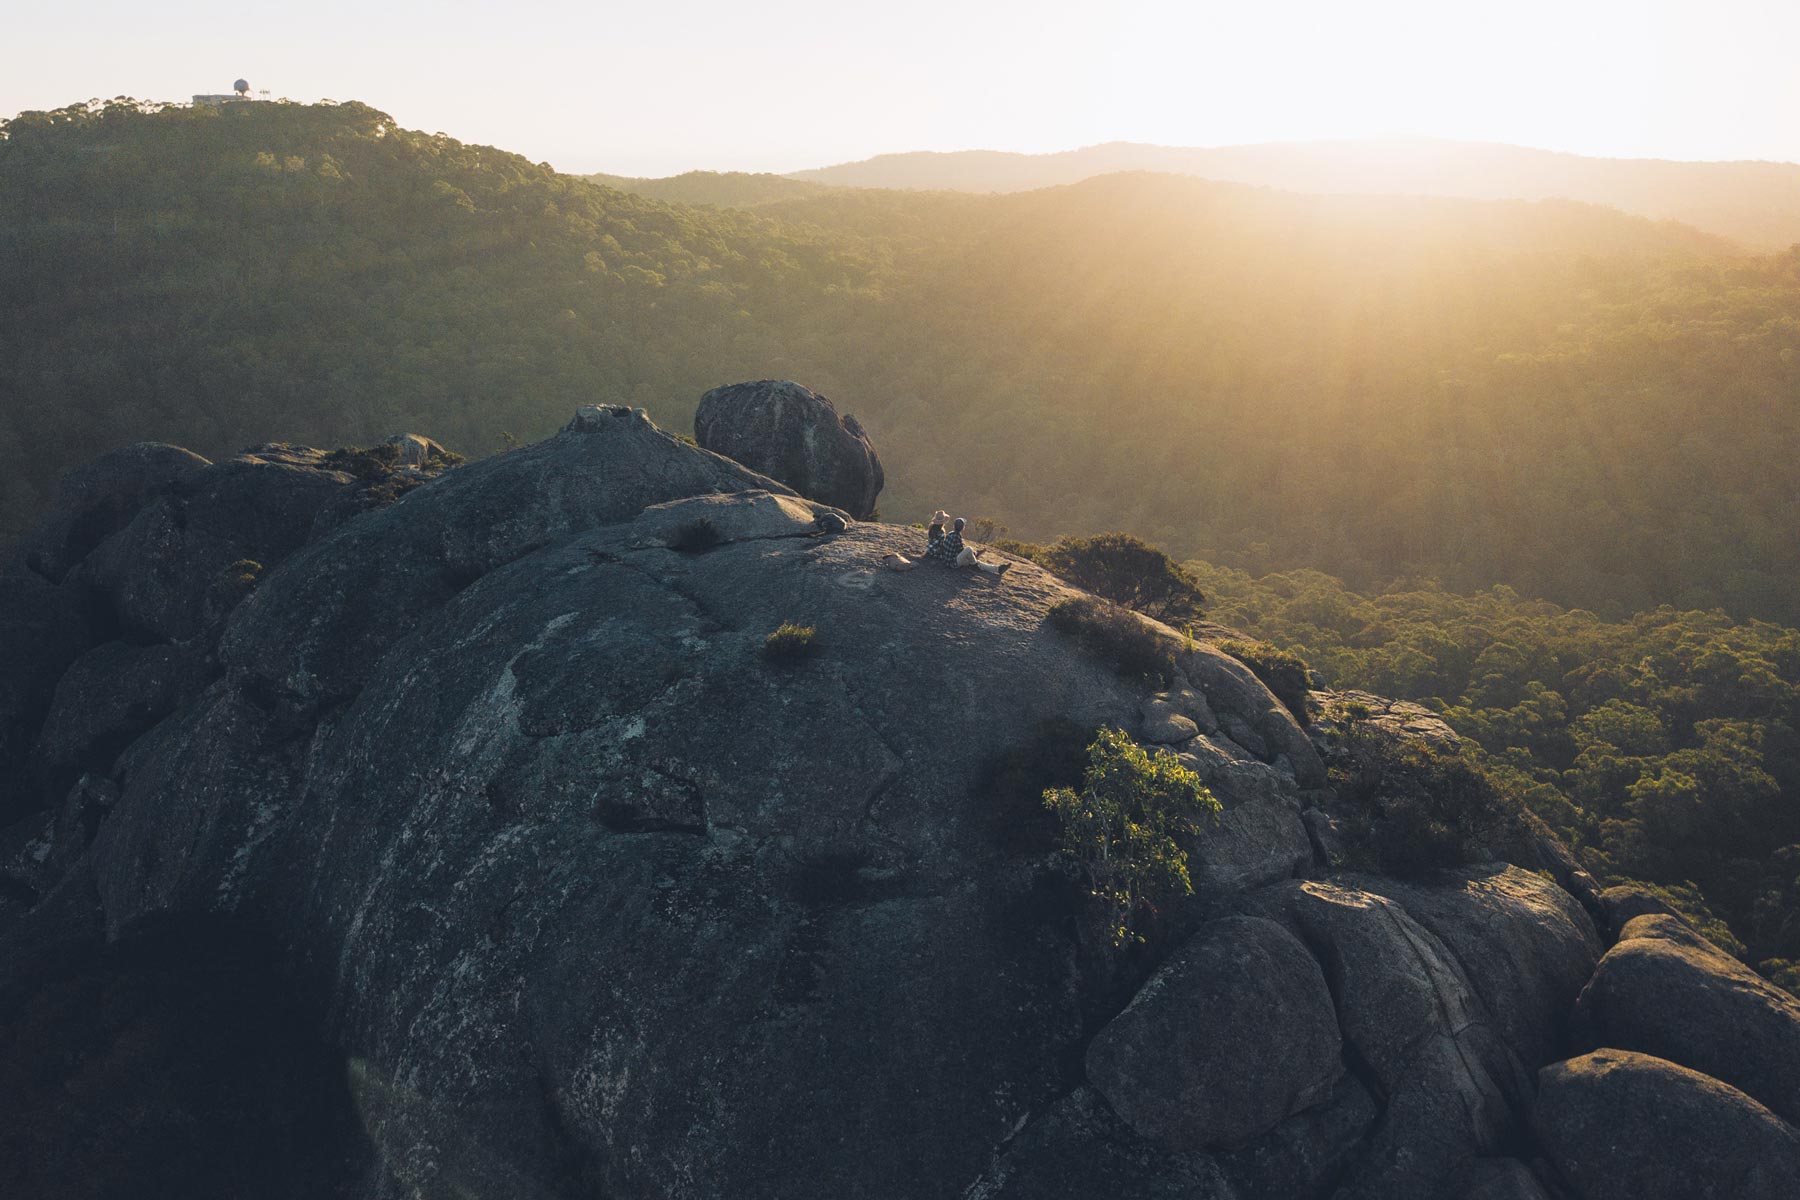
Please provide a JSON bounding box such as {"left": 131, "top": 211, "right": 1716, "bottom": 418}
{"left": 0, "top": 437, "right": 460, "bottom": 829}
{"left": 694, "top": 379, "right": 885, "bottom": 518}
{"left": 0, "top": 406, "right": 1788, "bottom": 1200}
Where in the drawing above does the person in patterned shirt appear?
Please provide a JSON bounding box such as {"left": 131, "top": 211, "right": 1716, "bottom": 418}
{"left": 886, "top": 512, "right": 1011, "bottom": 576}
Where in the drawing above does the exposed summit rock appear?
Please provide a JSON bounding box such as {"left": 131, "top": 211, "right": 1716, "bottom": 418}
{"left": 694, "top": 379, "right": 885, "bottom": 518}
{"left": 0, "top": 404, "right": 1788, "bottom": 1200}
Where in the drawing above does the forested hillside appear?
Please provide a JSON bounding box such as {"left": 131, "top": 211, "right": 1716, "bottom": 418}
{"left": 7, "top": 100, "right": 1800, "bottom": 626}
{"left": 1191, "top": 560, "right": 1800, "bottom": 991}
{"left": 0, "top": 99, "right": 884, "bottom": 532}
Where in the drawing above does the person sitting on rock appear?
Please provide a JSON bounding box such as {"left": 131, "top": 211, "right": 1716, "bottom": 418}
{"left": 884, "top": 509, "right": 948, "bottom": 571}
{"left": 887, "top": 512, "right": 1010, "bottom": 576}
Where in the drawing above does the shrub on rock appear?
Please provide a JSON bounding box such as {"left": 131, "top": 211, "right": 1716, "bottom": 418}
{"left": 763, "top": 622, "right": 820, "bottom": 666}
{"left": 1034, "top": 532, "right": 1206, "bottom": 623}
{"left": 1329, "top": 711, "right": 1517, "bottom": 877}
{"left": 1047, "top": 597, "right": 1176, "bottom": 683}
{"left": 1217, "top": 639, "right": 1312, "bottom": 726}
{"left": 1044, "top": 728, "right": 1219, "bottom": 946}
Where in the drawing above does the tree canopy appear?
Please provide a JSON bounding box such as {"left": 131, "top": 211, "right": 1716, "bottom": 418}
{"left": 5, "top": 99, "right": 1800, "bottom": 633}
{"left": 1191, "top": 559, "right": 1800, "bottom": 990}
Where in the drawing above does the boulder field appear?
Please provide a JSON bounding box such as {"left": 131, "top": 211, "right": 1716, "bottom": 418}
{"left": 0, "top": 400, "right": 1795, "bottom": 1199}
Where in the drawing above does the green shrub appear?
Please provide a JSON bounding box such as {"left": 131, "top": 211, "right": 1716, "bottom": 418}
{"left": 1037, "top": 533, "right": 1205, "bottom": 622}
{"left": 1607, "top": 878, "right": 1748, "bottom": 959}
{"left": 669, "top": 516, "right": 722, "bottom": 554}
{"left": 221, "top": 559, "right": 263, "bottom": 589}
{"left": 1219, "top": 638, "right": 1314, "bottom": 726}
{"left": 1330, "top": 713, "right": 1513, "bottom": 878}
{"left": 321, "top": 442, "right": 400, "bottom": 479}
{"left": 992, "top": 536, "right": 1048, "bottom": 560}
{"left": 762, "top": 622, "right": 819, "bottom": 666}
{"left": 1760, "top": 957, "right": 1800, "bottom": 999}
{"left": 1043, "top": 728, "right": 1221, "bottom": 946}
{"left": 1047, "top": 596, "right": 1176, "bottom": 682}
{"left": 205, "top": 558, "right": 264, "bottom": 623}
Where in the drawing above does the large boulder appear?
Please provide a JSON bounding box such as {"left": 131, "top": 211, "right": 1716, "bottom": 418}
{"left": 1085, "top": 915, "right": 1343, "bottom": 1149}
{"left": 1240, "top": 878, "right": 1525, "bottom": 1200}
{"left": 32, "top": 640, "right": 208, "bottom": 805}
{"left": 0, "top": 407, "right": 1770, "bottom": 1200}
{"left": 625, "top": 489, "right": 848, "bottom": 549}
{"left": 0, "top": 574, "right": 92, "bottom": 823}
{"left": 1371, "top": 865, "right": 1602, "bottom": 1072}
{"left": 1531, "top": 1048, "right": 1800, "bottom": 1200}
{"left": 1572, "top": 912, "right": 1800, "bottom": 1125}
{"left": 75, "top": 447, "right": 359, "bottom": 643}
{"left": 86, "top": 412, "right": 1197, "bottom": 1198}
{"left": 1310, "top": 689, "right": 1462, "bottom": 751}
{"left": 694, "top": 380, "right": 885, "bottom": 518}
{"left": 1179, "top": 645, "right": 1325, "bottom": 787}
{"left": 12, "top": 441, "right": 210, "bottom": 584}
{"left": 219, "top": 405, "right": 789, "bottom": 710}
{"left": 1175, "top": 741, "right": 1315, "bottom": 895}
{"left": 1595, "top": 883, "right": 1681, "bottom": 935}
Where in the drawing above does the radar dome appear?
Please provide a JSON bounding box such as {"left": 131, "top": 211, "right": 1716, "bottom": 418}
{"left": 234, "top": 78, "right": 250, "bottom": 95}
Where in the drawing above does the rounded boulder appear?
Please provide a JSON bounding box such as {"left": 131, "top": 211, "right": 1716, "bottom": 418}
{"left": 1085, "top": 915, "right": 1344, "bottom": 1149}
{"left": 694, "top": 379, "right": 885, "bottom": 518}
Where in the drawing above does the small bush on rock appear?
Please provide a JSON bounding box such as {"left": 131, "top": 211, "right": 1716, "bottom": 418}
{"left": 321, "top": 442, "right": 400, "bottom": 479}
{"left": 1609, "top": 878, "right": 1748, "bottom": 958}
{"left": 763, "top": 622, "right": 819, "bottom": 666}
{"left": 1036, "top": 533, "right": 1205, "bottom": 622}
{"left": 1047, "top": 597, "right": 1176, "bottom": 683}
{"left": 669, "top": 517, "right": 723, "bottom": 554}
{"left": 1219, "top": 638, "right": 1314, "bottom": 726}
{"left": 1330, "top": 705, "right": 1514, "bottom": 877}
{"left": 1044, "top": 728, "right": 1220, "bottom": 946}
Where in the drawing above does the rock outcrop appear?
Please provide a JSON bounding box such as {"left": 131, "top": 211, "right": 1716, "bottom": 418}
{"left": 1531, "top": 1048, "right": 1800, "bottom": 1200}
{"left": 0, "top": 405, "right": 1792, "bottom": 1200}
{"left": 0, "top": 574, "right": 91, "bottom": 823}
{"left": 1572, "top": 912, "right": 1800, "bottom": 1125}
{"left": 694, "top": 379, "right": 885, "bottom": 518}
{"left": 0, "top": 436, "right": 461, "bottom": 829}
{"left": 14, "top": 441, "right": 210, "bottom": 584}
{"left": 1085, "top": 915, "right": 1344, "bottom": 1149}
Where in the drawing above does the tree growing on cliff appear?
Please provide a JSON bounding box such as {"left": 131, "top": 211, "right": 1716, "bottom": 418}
{"left": 1044, "top": 728, "right": 1220, "bottom": 946}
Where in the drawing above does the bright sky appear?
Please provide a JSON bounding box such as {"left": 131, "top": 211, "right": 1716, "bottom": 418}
{"left": 6, "top": 0, "right": 1798, "bottom": 176}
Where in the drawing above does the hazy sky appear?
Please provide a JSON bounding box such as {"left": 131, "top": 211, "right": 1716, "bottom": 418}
{"left": 7, "top": 0, "right": 1799, "bottom": 176}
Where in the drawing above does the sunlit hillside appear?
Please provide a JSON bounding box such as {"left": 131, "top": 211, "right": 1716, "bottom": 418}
{"left": 786, "top": 138, "right": 1800, "bottom": 249}
{"left": 584, "top": 169, "right": 830, "bottom": 208}
{"left": 6, "top": 100, "right": 1800, "bottom": 624}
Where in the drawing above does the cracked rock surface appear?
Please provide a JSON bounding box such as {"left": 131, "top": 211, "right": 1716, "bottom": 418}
{"left": 0, "top": 406, "right": 1787, "bottom": 1200}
